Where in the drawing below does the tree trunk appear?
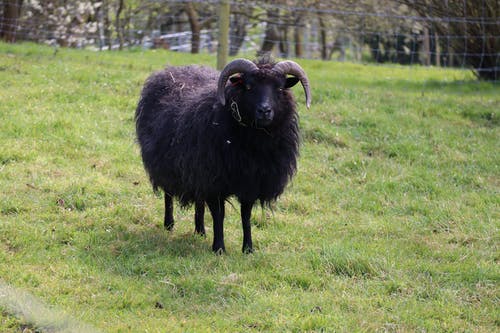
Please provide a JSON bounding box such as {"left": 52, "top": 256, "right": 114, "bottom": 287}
{"left": 279, "top": 25, "right": 289, "bottom": 57}
{"left": 259, "top": 8, "right": 280, "bottom": 56}
{"left": 185, "top": 3, "right": 201, "bottom": 54}
{"left": 123, "top": 6, "right": 131, "bottom": 47}
{"left": 229, "top": 8, "right": 250, "bottom": 56}
{"left": 102, "top": 0, "right": 112, "bottom": 50}
{"left": 96, "top": 2, "right": 104, "bottom": 50}
{"left": 434, "top": 31, "right": 440, "bottom": 66}
{"left": 1, "top": 0, "right": 23, "bottom": 42}
{"left": 293, "top": 12, "right": 305, "bottom": 58}
{"left": 115, "top": 0, "right": 124, "bottom": 50}
{"left": 318, "top": 15, "right": 328, "bottom": 60}
{"left": 294, "top": 21, "right": 304, "bottom": 58}
{"left": 422, "top": 27, "right": 430, "bottom": 66}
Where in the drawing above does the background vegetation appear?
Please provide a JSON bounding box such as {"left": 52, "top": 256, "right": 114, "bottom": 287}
{"left": 0, "top": 42, "right": 499, "bottom": 332}
{"left": 1, "top": 0, "right": 499, "bottom": 79}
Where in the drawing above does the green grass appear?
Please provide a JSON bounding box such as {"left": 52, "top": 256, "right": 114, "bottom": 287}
{"left": 0, "top": 42, "right": 498, "bottom": 332}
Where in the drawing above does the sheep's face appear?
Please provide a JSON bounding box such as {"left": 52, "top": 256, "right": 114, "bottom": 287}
{"left": 230, "top": 73, "right": 299, "bottom": 128}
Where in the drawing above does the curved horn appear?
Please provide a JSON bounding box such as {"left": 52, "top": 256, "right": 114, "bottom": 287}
{"left": 217, "top": 58, "right": 258, "bottom": 106}
{"left": 273, "top": 60, "right": 311, "bottom": 109}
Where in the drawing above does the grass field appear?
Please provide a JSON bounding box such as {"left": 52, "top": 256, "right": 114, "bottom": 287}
{"left": 0, "top": 42, "right": 498, "bottom": 332}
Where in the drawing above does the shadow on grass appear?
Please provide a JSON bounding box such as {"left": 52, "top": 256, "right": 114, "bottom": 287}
{"left": 76, "top": 225, "right": 214, "bottom": 279}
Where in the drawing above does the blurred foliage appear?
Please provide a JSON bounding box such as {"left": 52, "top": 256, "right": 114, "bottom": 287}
{"left": 1, "top": 0, "right": 498, "bottom": 78}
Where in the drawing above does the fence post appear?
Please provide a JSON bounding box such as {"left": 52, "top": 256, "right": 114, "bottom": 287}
{"left": 217, "top": 0, "right": 230, "bottom": 70}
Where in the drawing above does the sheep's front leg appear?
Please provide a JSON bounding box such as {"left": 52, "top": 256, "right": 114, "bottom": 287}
{"left": 164, "top": 193, "right": 174, "bottom": 230}
{"left": 241, "top": 201, "right": 254, "bottom": 253}
{"left": 207, "top": 197, "right": 225, "bottom": 254}
{"left": 194, "top": 200, "right": 205, "bottom": 235}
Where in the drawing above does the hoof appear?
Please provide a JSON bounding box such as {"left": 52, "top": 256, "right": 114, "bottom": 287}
{"left": 212, "top": 246, "right": 226, "bottom": 255}
{"left": 242, "top": 246, "right": 254, "bottom": 254}
{"left": 194, "top": 229, "right": 206, "bottom": 237}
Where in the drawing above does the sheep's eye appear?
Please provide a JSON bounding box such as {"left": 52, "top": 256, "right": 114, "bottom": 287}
{"left": 245, "top": 84, "right": 251, "bottom": 90}
{"left": 278, "top": 87, "right": 284, "bottom": 92}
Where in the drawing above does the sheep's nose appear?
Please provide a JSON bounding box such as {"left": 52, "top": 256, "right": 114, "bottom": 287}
{"left": 256, "top": 104, "right": 273, "bottom": 119}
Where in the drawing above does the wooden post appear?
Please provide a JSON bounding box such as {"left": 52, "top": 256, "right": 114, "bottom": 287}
{"left": 217, "top": 0, "right": 230, "bottom": 70}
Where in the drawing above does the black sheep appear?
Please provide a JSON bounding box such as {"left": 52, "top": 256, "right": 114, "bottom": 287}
{"left": 135, "top": 58, "right": 311, "bottom": 253}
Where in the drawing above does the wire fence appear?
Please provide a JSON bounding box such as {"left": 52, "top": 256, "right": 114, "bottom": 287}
{"left": 0, "top": 0, "right": 499, "bottom": 80}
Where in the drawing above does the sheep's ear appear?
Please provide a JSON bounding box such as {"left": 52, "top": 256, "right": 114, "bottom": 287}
{"left": 285, "top": 77, "right": 300, "bottom": 88}
{"left": 230, "top": 75, "right": 244, "bottom": 86}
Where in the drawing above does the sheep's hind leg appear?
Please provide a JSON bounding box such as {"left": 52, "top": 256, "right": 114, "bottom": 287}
{"left": 241, "top": 201, "right": 255, "bottom": 253}
{"left": 194, "top": 200, "right": 205, "bottom": 235}
{"left": 164, "top": 194, "right": 174, "bottom": 230}
{"left": 207, "top": 197, "right": 225, "bottom": 254}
